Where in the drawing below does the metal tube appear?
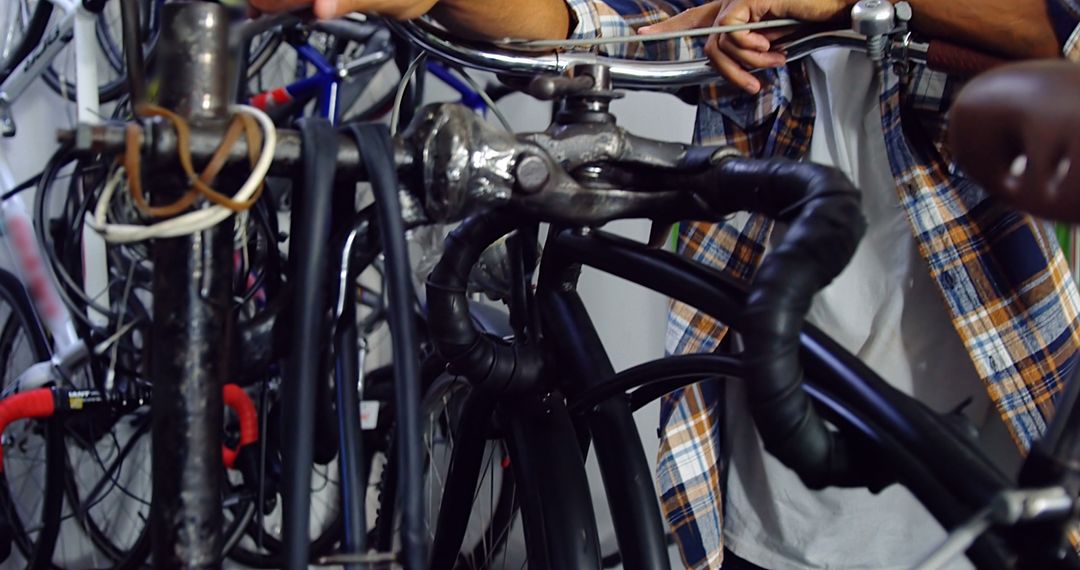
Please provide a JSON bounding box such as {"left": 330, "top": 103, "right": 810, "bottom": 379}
{"left": 61, "top": 123, "right": 375, "bottom": 176}
{"left": 119, "top": 0, "right": 147, "bottom": 107}
{"left": 333, "top": 288, "right": 366, "bottom": 568}
{"left": 331, "top": 190, "right": 376, "bottom": 568}
{"left": 534, "top": 281, "right": 671, "bottom": 570}
{"left": 503, "top": 392, "right": 603, "bottom": 568}
{"left": 149, "top": 3, "right": 231, "bottom": 568}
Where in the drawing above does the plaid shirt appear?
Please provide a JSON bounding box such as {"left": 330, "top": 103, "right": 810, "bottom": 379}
{"left": 565, "top": 1, "right": 1080, "bottom": 568}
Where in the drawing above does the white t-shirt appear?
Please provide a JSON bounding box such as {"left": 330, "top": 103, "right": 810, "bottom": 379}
{"left": 721, "top": 49, "right": 1019, "bottom": 570}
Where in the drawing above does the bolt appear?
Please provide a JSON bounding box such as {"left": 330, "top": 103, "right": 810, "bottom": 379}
{"left": 894, "top": 1, "right": 912, "bottom": 23}
{"left": 851, "top": 0, "right": 896, "bottom": 63}
{"left": 515, "top": 155, "right": 550, "bottom": 194}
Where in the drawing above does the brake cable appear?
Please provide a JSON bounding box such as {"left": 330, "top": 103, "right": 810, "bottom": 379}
{"left": 496, "top": 19, "right": 802, "bottom": 49}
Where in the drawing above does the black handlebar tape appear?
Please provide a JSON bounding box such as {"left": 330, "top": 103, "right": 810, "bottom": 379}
{"left": 710, "top": 157, "right": 877, "bottom": 490}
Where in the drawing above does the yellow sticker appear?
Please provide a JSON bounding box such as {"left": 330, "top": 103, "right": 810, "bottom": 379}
{"left": 69, "top": 398, "right": 84, "bottom": 410}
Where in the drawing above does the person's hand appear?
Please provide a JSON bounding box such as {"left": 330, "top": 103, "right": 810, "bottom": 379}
{"left": 639, "top": 0, "right": 852, "bottom": 94}
{"left": 949, "top": 61, "right": 1080, "bottom": 222}
{"left": 249, "top": 0, "right": 438, "bottom": 21}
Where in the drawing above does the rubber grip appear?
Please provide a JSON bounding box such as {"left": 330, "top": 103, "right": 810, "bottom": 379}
{"left": 222, "top": 384, "right": 259, "bottom": 470}
{"left": 0, "top": 389, "right": 56, "bottom": 472}
{"left": 926, "top": 40, "right": 1008, "bottom": 76}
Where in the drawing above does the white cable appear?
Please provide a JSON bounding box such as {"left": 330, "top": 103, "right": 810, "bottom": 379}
{"left": 497, "top": 19, "right": 802, "bottom": 49}
{"left": 238, "top": 210, "right": 251, "bottom": 282}
{"left": 390, "top": 53, "right": 428, "bottom": 135}
{"left": 104, "top": 259, "right": 137, "bottom": 392}
{"left": 89, "top": 104, "right": 276, "bottom": 244}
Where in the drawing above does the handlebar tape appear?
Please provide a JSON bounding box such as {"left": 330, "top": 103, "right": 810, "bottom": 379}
{"left": 425, "top": 211, "right": 544, "bottom": 396}
{"left": 0, "top": 389, "right": 56, "bottom": 472}
{"left": 705, "top": 156, "right": 883, "bottom": 490}
{"left": 222, "top": 384, "right": 259, "bottom": 470}
{"left": 926, "top": 41, "right": 1008, "bottom": 77}
{"left": 0, "top": 385, "right": 258, "bottom": 472}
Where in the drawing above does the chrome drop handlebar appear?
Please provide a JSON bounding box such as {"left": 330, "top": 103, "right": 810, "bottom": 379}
{"left": 385, "top": 18, "right": 930, "bottom": 90}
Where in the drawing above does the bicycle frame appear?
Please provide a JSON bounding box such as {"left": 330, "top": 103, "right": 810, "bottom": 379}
{"left": 0, "top": 0, "right": 101, "bottom": 136}
{"left": 246, "top": 31, "right": 489, "bottom": 124}
{"left": 426, "top": 225, "right": 1029, "bottom": 570}
{"left": 0, "top": 0, "right": 110, "bottom": 394}
{"left": 0, "top": 158, "right": 79, "bottom": 355}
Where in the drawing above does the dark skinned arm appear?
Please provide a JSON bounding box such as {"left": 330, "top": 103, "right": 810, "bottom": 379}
{"left": 904, "top": 0, "right": 1061, "bottom": 59}
{"left": 432, "top": 0, "right": 572, "bottom": 40}
{"left": 250, "top": 0, "right": 572, "bottom": 40}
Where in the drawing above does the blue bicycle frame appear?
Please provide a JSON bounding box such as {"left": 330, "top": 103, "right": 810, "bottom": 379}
{"left": 248, "top": 36, "right": 490, "bottom": 124}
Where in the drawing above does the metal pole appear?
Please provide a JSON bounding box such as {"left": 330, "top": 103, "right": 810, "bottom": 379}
{"left": 149, "top": 3, "right": 231, "bottom": 568}
{"left": 119, "top": 0, "right": 147, "bottom": 107}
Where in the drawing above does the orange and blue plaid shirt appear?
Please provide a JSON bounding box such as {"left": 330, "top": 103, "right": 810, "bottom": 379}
{"left": 565, "top": 0, "right": 1080, "bottom": 567}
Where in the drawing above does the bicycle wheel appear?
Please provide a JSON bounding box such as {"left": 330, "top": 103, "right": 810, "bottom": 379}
{"left": 66, "top": 392, "right": 258, "bottom": 570}
{"left": 0, "top": 268, "right": 68, "bottom": 568}
{"left": 225, "top": 393, "right": 343, "bottom": 568}
{"left": 373, "top": 374, "right": 519, "bottom": 569}
{"left": 41, "top": 0, "right": 161, "bottom": 104}
{"left": 62, "top": 411, "right": 152, "bottom": 570}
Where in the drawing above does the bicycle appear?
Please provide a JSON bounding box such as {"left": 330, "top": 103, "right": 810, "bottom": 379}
{"left": 60, "top": 1, "right": 1079, "bottom": 569}
{"left": 0, "top": 0, "right": 150, "bottom": 562}
{"left": 358, "top": 6, "right": 1075, "bottom": 570}
{"left": 0, "top": 0, "right": 162, "bottom": 136}
{"left": 0, "top": 2, "right": 285, "bottom": 566}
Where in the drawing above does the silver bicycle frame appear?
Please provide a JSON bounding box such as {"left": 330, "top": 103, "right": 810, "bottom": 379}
{"left": 0, "top": 0, "right": 106, "bottom": 393}
{"left": 0, "top": 0, "right": 101, "bottom": 136}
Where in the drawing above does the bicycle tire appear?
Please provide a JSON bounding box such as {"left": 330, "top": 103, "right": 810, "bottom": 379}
{"left": 224, "top": 397, "right": 344, "bottom": 568}
{"left": 374, "top": 374, "right": 519, "bottom": 569}
{"left": 0, "top": 0, "right": 52, "bottom": 85}
{"left": 40, "top": 0, "right": 160, "bottom": 104}
{"left": 0, "top": 267, "right": 64, "bottom": 569}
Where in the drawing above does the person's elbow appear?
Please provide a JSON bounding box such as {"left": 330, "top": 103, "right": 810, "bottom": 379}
{"left": 1008, "top": 11, "right": 1064, "bottom": 59}
{"left": 1018, "top": 30, "right": 1063, "bottom": 59}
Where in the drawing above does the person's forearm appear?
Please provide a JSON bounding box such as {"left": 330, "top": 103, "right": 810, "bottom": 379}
{"left": 901, "top": 0, "right": 1060, "bottom": 59}
{"left": 431, "top": 0, "right": 572, "bottom": 40}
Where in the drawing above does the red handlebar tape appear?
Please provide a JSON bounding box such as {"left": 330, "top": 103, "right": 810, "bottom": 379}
{"left": 0, "top": 385, "right": 259, "bottom": 472}
{"left": 0, "top": 389, "right": 56, "bottom": 472}
{"left": 222, "top": 384, "right": 259, "bottom": 470}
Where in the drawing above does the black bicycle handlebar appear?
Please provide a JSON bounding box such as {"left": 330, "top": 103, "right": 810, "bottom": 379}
{"left": 425, "top": 141, "right": 891, "bottom": 490}
{"left": 703, "top": 156, "right": 883, "bottom": 489}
